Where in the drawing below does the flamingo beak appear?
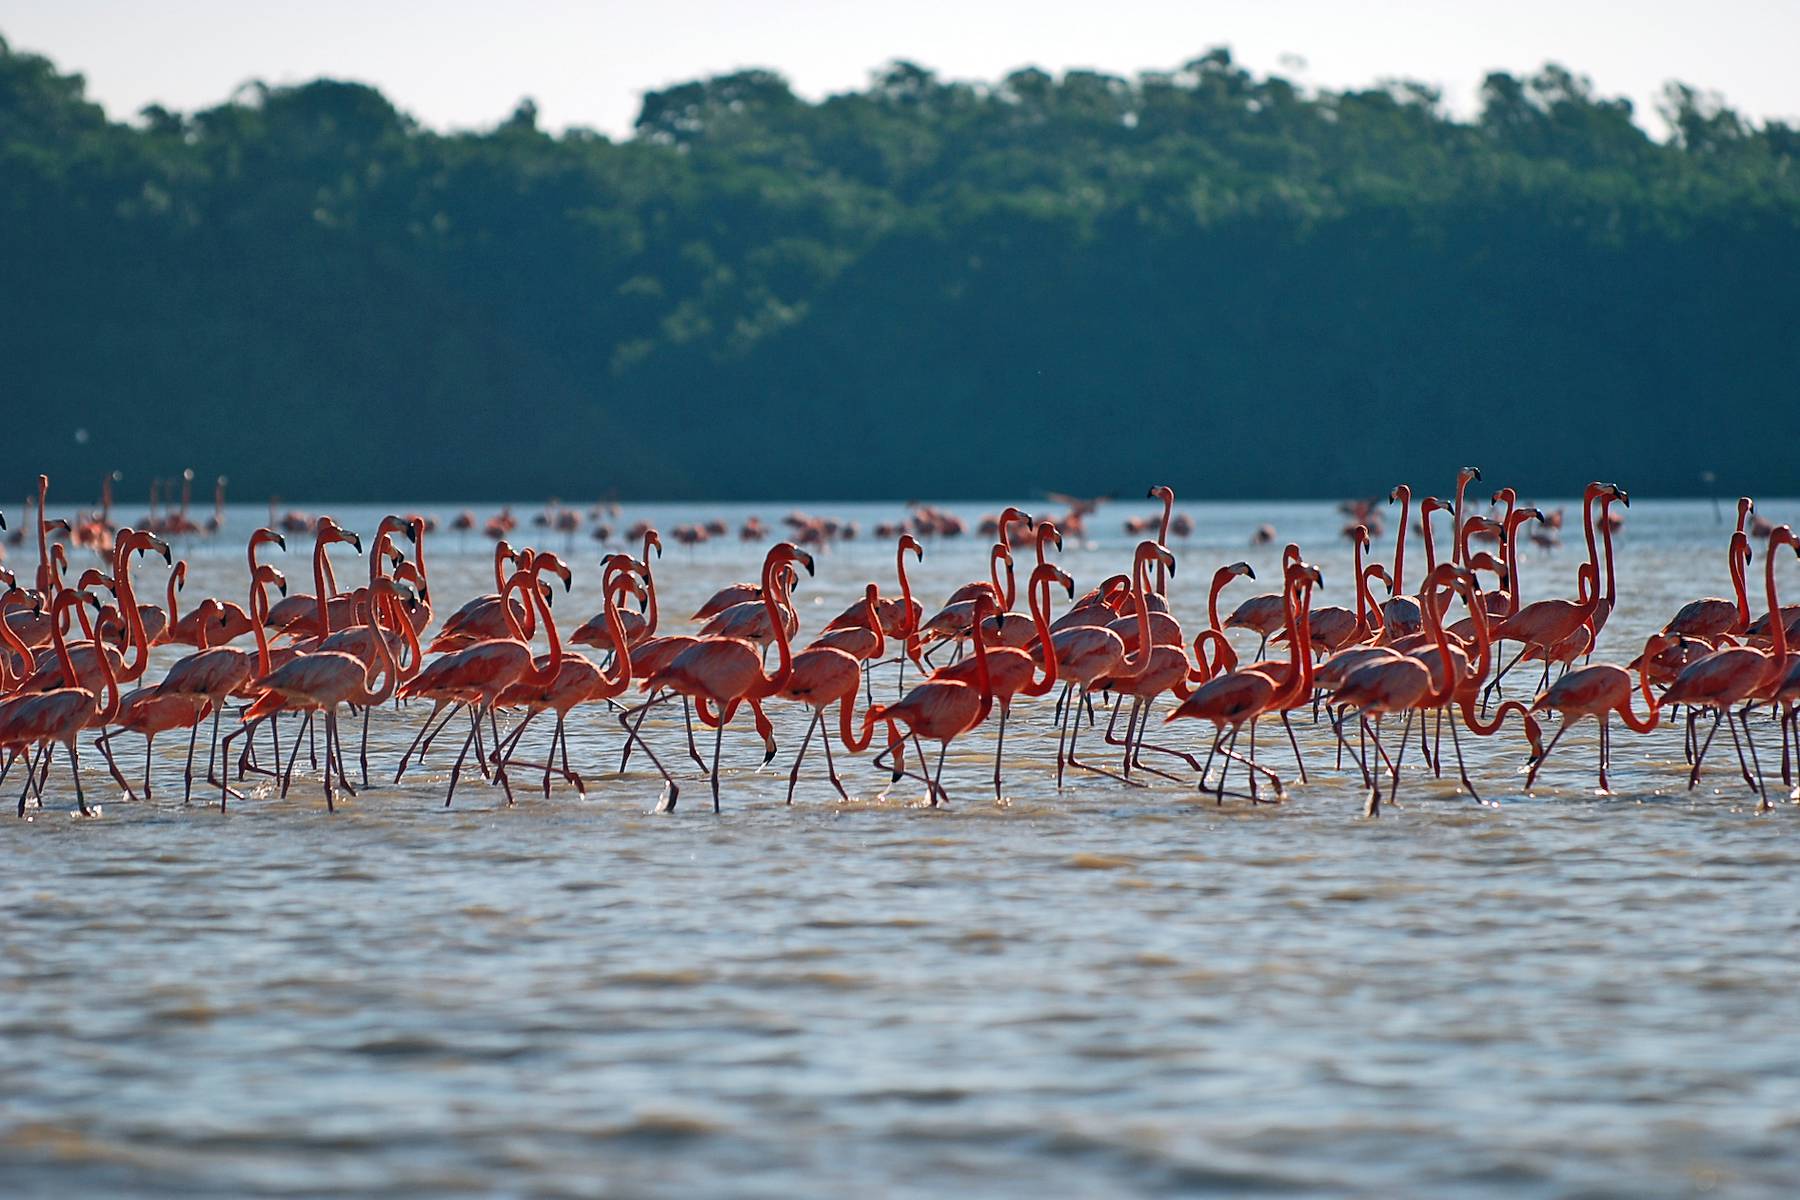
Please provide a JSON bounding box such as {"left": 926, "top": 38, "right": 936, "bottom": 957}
{"left": 799, "top": 551, "right": 816, "bottom": 576}
{"left": 347, "top": 533, "right": 363, "bottom": 553}
{"left": 274, "top": 533, "right": 287, "bottom": 551}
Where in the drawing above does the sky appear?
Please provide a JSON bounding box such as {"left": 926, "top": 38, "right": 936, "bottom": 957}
{"left": 3, "top": 0, "right": 1797, "bottom": 138}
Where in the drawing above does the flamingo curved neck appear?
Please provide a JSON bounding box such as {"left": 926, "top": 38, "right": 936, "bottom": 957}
{"left": 1392, "top": 487, "right": 1410, "bottom": 594}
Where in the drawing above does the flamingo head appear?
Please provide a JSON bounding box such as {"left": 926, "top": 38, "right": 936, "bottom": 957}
{"left": 1458, "top": 465, "right": 1482, "bottom": 487}
{"left": 898, "top": 532, "right": 923, "bottom": 561}
{"left": 1148, "top": 484, "right": 1174, "bottom": 504}
{"left": 252, "top": 527, "right": 286, "bottom": 552}
{"left": 1351, "top": 524, "right": 1370, "bottom": 550}
{"left": 1037, "top": 521, "right": 1063, "bottom": 554}
{"left": 1420, "top": 496, "right": 1448, "bottom": 517}
{"left": 534, "top": 552, "right": 575, "bottom": 592}
{"left": 1491, "top": 486, "right": 1516, "bottom": 507}
{"left": 1228, "top": 561, "right": 1256, "bottom": 582}
{"left": 1135, "top": 540, "right": 1176, "bottom": 579}
{"left": 1771, "top": 524, "right": 1800, "bottom": 559}
{"left": 256, "top": 564, "right": 288, "bottom": 596}
{"left": 1388, "top": 484, "right": 1409, "bottom": 505}
{"left": 644, "top": 528, "right": 663, "bottom": 559}
{"left": 997, "top": 506, "right": 1033, "bottom": 534}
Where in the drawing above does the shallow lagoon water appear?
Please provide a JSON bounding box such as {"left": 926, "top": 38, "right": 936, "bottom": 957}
{"left": 5, "top": 498, "right": 1800, "bottom": 1197}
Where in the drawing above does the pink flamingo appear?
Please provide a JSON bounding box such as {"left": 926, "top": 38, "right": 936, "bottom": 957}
{"left": 1661, "top": 525, "right": 1798, "bottom": 805}
{"left": 157, "top": 558, "right": 288, "bottom": 805}
{"left": 241, "top": 577, "right": 416, "bottom": 810}
{"left": 1529, "top": 633, "right": 1681, "bottom": 792}
{"left": 1045, "top": 541, "right": 1174, "bottom": 787}
{"left": 865, "top": 592, "right": 1004, "bottom": 806}
{"left": 637, "top": 542, "right": 814, "bottom": 811}
{"left": 777, "top": 583, "right": 889, "bottom": 802}
{"left": 396, "top": 555, "right": 570, "bottom": 807}
{"left": 928, "top": 562, "right": 1068, "bottom": 798}
{"left": 1328, "top": 563, "right": 1473, "bottom": 816}
{"left": 492, "top": 555, "right": 640, "bottom": 797}
{"left": 1167, "top": 558, "right": 1320, "bottom": 802}
{"left": 2, "top": 589, "right": 120, "bottom": 816}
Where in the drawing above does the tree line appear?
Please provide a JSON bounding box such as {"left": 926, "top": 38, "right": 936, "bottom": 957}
{"left": 2, "top": 36, "right": 1796, "bottom": 502}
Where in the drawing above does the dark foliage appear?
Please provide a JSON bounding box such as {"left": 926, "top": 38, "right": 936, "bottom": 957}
{"left": 3, "top": 37, "right": 1796, "bottom": 501}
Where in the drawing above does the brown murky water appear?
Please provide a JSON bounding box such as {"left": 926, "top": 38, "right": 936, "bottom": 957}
{"left": 5, "top": 499, "right": 1798, "bottom": 1197}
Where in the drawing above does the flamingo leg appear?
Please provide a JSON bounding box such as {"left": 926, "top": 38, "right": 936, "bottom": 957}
{"left": 684, "top": 697, "right": 708, "bottom": 773}
{"left": 1282, "top": 712, "right": 1308, "bottom": 783}
{"left": 1527, "top": 718, "right": 1572, "bottom": 790}
{"left": 785, "top": 710, "right": 819, "bottom": 805}
{"left": 443, "top": 710, "right": 482, "bottom": 808}
{"left": 992, "top": 701, "right": 1010, "bottom": 799}
{"left": 620, "top": 696, "right": 683, "bottom": 810}
{"left": 181, "top": 716, "right": 202, "bottom": 805}
{"left": 709, "top": 708, "right": 725, "bottom": 813}
{"left": 1385, "top": 710, "right": 1415, "bottom": 810}
{"left": 205, "top": 703, "right": 244, "bottom": 809}
{"left": 1740, "top": 706, "right": 1769, "bottom": 810}
{"left": 322, "top": 709, "right": 337, "bottom": 812}
{"left": 68, "top": 739, "right": 90, "bottom": 816}
{"left": 1447, "top": 709, "right": 1479, "bottom": 800}
{"left": 360, "top": 704, "right": 372, "bottom": 788}
{"left": 331, "top": 709, "right": 355, "bottom": 797}
{"left": 1363, "top": 718, "right": 1393, "bottom": 817}
{"left": 930, "top": 740, "right": 949, "bottom": 808}
{"left": 1597, "top": 714, "right": 1610, "bottom": 794}
{"left": 95, "top": 729, "right": 138, "bottom": 801}
{"left": 820, "top": 712, "right": 848, "bottom": 801}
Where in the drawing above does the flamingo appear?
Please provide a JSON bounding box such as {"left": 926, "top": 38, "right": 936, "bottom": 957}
{"left": 1486, "top": 483, "right": 1624, "bottom": 698}
{"left": 865, "top": 592, "right": 1003, "bottom": 807}
{"left": 927, "top": 562, "right": 1068, "bottom": 798}
{"left": 1, "top": 588, "right": 120, "bottom": 817}
{"left": 1045, "top": 541, "right": 1175, "bottom": 788}
{"left": 1661, "top": 525, "right": 1799, "bottom": 806}
{"left": 777, "top": 583, "right": 888, "bottom": 803}
{"left": 1167, "top": 557, "right": 1321, "bottom": 802}
{"left": 1225, "top": 544, "right": 1301, "bottom": 657}
{"left": 1329, "top": 564, "right": 1476, "bottom": 816}
{"left": 396, "top": 554, "right": 570, "bottom": 807}
{"left": 823, "top": 532, "right": 925, "bottom": 692}
{"left": 491, "top": 555, "right": 640, "bottom": 797}
{"left": 241, "top": 577, "right": 417, "bottom": 810}
{"left": 638, "top": 542, "right": 815, "bottom": 812}
{"left": 1529, "top": 633, "right": 1681, "bottom": 793}
{"left": 571, "top": 529, "right": 661, "bottom": 653}
{"left": 156, "top": 560, "right": 286, "bottom": 805}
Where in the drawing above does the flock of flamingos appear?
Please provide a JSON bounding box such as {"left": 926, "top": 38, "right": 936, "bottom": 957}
{"left": 2, "top": 470, "right": 1798, "bottom": 821}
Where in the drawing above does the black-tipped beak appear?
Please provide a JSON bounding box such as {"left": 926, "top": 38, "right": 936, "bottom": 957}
{"left": 404, "top": 523, "right": 418, "bottom": 543}
{"left": 0, "top": 513, "right": 6, "bottom": 530}
{"left": 347, "top": 534, "right": 363, "bottom": 553}
{"left": 1054, "top": 532, "right": 1064, "bottom": 551}
{"left": 1244, "top": 566, "right": 1257, "bottom": 581}
{"left": 1617, "top": 489, "right": 1630, "bottom": 507}
{"left": 274, "top": 533, "right": 287, "bottom": 551}
{"left": 799, "top": 551, "right": 816, "bottom": 576}
{"left": 1145, "top": 487, "right": 1156, "bottom": 499}
{"left": 278, "top": 580, "right": 288, "bottom": 596}
{"left": 1469, "top": 466, "right": 1483, "bottom": 481}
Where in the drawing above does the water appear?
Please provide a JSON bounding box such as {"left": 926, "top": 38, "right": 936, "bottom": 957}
{"left": 5, "top": 497, "right": 1800, "bottom": 1197}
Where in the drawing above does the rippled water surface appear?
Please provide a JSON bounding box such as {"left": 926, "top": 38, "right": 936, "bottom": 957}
{"left": 6, "top": 498, "right": 1800, "bottom": 1197}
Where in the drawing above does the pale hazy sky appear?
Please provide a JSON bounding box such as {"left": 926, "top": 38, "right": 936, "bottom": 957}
{"left": 3, "top": 0, "right": 1797, "bottom": 137}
